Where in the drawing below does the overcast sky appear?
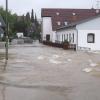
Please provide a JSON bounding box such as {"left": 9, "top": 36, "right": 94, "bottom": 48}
{"left": 0, "top": 0, "right": 98, "bottom": 18}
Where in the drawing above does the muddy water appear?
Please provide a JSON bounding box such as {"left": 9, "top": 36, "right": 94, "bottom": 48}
{"left": 0, "top": 85, "right": 69, "bottom": 100}
{"left": 0, "top": 53, "right": 5, "bottom": 60}
{"left": 0, "top": 43, "right": 100, "bottom": 100}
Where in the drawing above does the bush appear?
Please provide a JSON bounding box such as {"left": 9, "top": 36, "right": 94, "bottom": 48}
{"left": 62, "top": 39, "right": 69, "bottom": 44}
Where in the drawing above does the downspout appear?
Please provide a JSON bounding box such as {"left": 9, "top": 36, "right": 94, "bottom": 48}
{"left": 76, "top": 27, "right": 78, "bottom": 51}
{"left": 41, "top": 17, "right": 43, "bottom": 42}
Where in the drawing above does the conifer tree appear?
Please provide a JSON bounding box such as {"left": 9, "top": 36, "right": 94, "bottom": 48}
{"left": 31, "top": 9, "right": 34, "bottom": 23}
{"left": 34, "top": 13, "right": 39, "bottom": 28}
{"left": 26, "top": 12, "right": 30, "bottom": 22}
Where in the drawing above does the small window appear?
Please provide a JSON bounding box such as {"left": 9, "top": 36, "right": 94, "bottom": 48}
{"left": 87, "top": 33, "right": 95, "bottom": 43}
{"left": 57, "top": 21, "right": 61, "bottom": 25}
{"left": 67, "top": 34, "right": 68, "bottom": 40}
{"left": 64, "top": 34, "right": 65, "bottom": 41}
{"left": 72, "top": 13, "right": 76, "bottom": 16}
{"left": 73, "top": 33, "right": 74, "bottom": 43}
{"left": 64, "top": 22, "right": 68, "bottom": 26}
{"left": 62, "top": 34, "right": 63, "bottom": 42}
{"left": 46, "top": 35, "right": 50, "bottom": 41}
{"left": 69, "top": 33, "right": 71, "bottom": 42}
{"left": 56, "top": 12, "right": 60, "bottom": 16}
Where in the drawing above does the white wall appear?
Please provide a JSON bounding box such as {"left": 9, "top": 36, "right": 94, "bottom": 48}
{"left": 77, "top": 30, "right": 100, "bottom": 50}
{"left": 16, "top": 33, "right": 23, "bottom": 38}
{"left": 76, "top": 17, "right": 100, "bottom": 50}
{"left": 56, "top": 28, "right": 77, "bottom": 44}
{"left": 42, "top": 17, "right": 53, "bottom": 41}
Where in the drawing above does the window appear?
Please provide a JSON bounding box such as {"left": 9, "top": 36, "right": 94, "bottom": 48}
{"left": 73, "top": 33, "right": 74, "bottom": 43}
{"left": 56, "top": 12, "right": 60, "bottom": 16}
{"left": 64, "top": 22, "right": 68, "bottom": 26}
{"left": 67, "top": 34, "right": 68, "bottom": 40}
{"left": 69, "top": 33, "right": 71, "bottom": 42}
{"left": 62, "top": 34, "right": 64, "bottom": 42}
{"left": 64, "top": 34, "right": 65, "bottom": 41}
{"left": 87, "top": 33, "right": 95, "bottom": 43}
{"left": 46, "top": 35, "right": 50, "bottom": 41}
{"left": 72, "top": 13, "right": 76, "bottom": 16}
{"left": 57, "top": 21, "right": 61, "bottom": 25}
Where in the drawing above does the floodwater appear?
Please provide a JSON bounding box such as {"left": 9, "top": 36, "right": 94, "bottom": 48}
{"left": 0, "top": 42, "right": 100, "bottom": 100}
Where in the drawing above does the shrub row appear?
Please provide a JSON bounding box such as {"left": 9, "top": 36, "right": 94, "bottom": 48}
{"left": 43, "top": 41, "right": 76, "bottom": 50}
{"left": 43, "top": 41, "right": 63, "bottom": 48}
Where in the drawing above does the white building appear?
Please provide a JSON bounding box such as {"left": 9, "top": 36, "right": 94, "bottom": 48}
{"left": 56, "top": 14, "right": 100, "bottom": 50}
{"left": 16, "top": 33, "right": 24, "bottom": 38}
{"left": 41, "top": 8, "right": 99, "bottom": 43}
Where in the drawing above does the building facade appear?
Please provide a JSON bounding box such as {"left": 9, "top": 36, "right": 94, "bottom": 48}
{"left": 56, "top": 15, "right": 100, "bottom": 50}
{"left": 41, "top": 8, "right": 99, "bottom": 43}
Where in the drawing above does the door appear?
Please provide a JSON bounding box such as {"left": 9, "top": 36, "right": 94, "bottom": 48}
{"left": 46, "top": 35, "right": 50, "bottom": 41}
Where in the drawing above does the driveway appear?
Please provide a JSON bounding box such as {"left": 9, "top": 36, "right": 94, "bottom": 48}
{"left": 0, "top": 42, "right": 100, "bottom": 100}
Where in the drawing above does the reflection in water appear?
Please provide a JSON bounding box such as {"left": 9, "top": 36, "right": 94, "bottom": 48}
{"left": 0, "top": 52, "right": 8, "bottom": 71}
{"left": 0, "top": 59, "right": 7, "bottom": 100}
{"left": 3, "top": 60, "right": 7, "bottom": 71}
{"left": 0, "top": 60, "right": 8, "bottom": 72}
{"left": 0, "top": 85, "right": 67, "bottom": 100}
{"left": 2, "top": 86, "right": 6, "bottom": 100}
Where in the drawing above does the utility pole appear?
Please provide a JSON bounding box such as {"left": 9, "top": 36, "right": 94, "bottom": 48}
{"left": 5, "top": 0, "right": 8, "bottom": 60}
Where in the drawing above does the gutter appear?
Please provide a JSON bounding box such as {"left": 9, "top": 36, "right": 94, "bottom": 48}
{"left": 76, "top": 27, "right": 78, "bottom": 51}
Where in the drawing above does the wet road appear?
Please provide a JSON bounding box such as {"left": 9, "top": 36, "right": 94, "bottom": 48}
{"left": 0, "top": 42, "right": 100, "bottom": 100}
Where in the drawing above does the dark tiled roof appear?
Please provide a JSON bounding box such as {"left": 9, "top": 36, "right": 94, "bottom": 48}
{"left": 0, "top": 15, "right": 6, "bottom": 27}
{"left": 41, "top": 8, "right": 99, "bottom": 31}
{"left": 57, "top": 14, "right": 100, "bottom": 30}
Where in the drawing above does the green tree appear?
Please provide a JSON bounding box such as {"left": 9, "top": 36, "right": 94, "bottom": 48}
{"left": 34, "top": 14, "right": 41, "bottom": 39}
{"left": 31, "top": 9, "right": 34, "bottom": 23}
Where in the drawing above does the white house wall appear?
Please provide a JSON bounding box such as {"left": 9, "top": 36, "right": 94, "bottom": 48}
{"left": 42, "top": 17, "right": 55, "bottom": 42}
{"left": 76, "top": 17, "right": 100, "bottom": 50}
{"left": 56, "top": 28, "right": 77, "bottom": 44}
{"left": 77, "top": 30, "right": 100, "bottom": 50}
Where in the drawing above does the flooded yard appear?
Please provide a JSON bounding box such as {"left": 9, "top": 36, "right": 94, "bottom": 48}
{"left": 0, "top": 42, "right": 100, "bottom": 100}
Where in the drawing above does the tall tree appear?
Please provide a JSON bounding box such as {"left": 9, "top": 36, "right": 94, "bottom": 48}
{"left": 34, "top": 13, "right": 41, "bottom": 39}
{"left": 34, "top": 13, "right": 39, "bottom": 28}
{"left": 31, "top": 9, "right": 34, "bottom": 23}
{"left": 26, "top": 12, "right": 30, "bottom": 22}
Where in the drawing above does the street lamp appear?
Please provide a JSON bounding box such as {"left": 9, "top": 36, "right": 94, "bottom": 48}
{"left": 5, "top": 0, "right": 8, "bottom": 60}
